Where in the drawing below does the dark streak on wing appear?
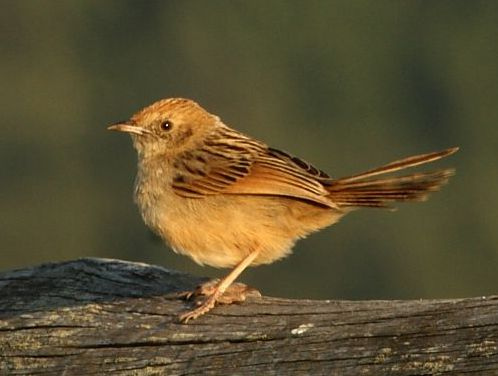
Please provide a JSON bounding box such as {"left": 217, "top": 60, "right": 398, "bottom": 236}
{"left": 171, "top": 126, "right": 335, "bottom": 206}
{"left": 267, "top": 148, "right": 332, "bottom": 180}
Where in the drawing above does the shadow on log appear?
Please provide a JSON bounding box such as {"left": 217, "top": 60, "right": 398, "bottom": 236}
{"left": 0, "top": 258, "right": 497, "bottom": 375}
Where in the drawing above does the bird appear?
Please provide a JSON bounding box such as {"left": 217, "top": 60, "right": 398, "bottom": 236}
{"left": 108, "top": 97, "right": 458, "bottom": 323}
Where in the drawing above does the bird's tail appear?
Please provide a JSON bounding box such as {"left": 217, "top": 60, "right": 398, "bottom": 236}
{"left": 327, "top": 147, "right": 459, "bottom": 209}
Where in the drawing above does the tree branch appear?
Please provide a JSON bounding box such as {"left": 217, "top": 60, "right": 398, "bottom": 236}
{"left": 0, "top": 258, "right": 497, "bottom": 375}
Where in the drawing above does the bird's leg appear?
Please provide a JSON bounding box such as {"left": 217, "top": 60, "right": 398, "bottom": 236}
{"left": 179, "top": 249, "right": 261, "bottom": 323}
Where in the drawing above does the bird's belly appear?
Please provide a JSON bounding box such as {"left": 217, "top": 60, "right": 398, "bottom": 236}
{"left": 139, "top": 192, "right": 343, "bottom": 268}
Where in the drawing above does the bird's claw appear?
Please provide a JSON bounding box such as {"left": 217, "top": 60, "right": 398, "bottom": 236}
{"left": 177, "top": 280, "right": 261, "bottom": 323}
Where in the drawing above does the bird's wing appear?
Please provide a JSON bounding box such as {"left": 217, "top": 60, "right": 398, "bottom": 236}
{"left": 171, "top": 128, "right": 337, "bottom": 208}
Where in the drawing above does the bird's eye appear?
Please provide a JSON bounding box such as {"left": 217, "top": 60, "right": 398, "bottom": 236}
{"left": 160, "top": 120, "right": 173, "bottom": 131}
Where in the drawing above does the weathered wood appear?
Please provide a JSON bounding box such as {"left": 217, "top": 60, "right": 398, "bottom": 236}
{"left": 0, "top": 258, "right": 497, "bottom": 375}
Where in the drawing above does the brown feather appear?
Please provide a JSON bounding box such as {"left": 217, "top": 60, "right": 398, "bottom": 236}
{"left": 223, "top": 164, "right": 337, "bottom": 208}
{"left": 171, "top": 123, "right": 457, "bottom": 211}
{"left": 327, "top": 156, "right": 456, "bottom": 208}
{"left": 335, "top": 147, "right": 458, "bottom": 184}
{"left": 172, "top": 126, "right": 338, "bottom": 208}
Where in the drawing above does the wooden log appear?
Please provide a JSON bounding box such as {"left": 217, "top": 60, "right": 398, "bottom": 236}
{"left": 0, "top": 258, "right": 497, "bottom": 375}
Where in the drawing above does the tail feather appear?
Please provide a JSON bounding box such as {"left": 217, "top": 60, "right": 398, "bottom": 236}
{"left": 336, "top": 147, "right": 458, "bottom": 183}
{"left": 327, "top": 147, "right": 458, "bottom": 209}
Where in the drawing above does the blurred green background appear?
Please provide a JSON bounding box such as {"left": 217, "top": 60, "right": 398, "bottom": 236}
{"left": 2, "top": 1, "right": 497, "bottom": 300}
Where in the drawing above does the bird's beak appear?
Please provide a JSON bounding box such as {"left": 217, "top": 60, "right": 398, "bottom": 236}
{"left": 107, "top": 121, "right": 150, "bottom": 136}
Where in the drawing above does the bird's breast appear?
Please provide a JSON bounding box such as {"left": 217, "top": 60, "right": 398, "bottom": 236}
{"left": 133, "top": 164, "right": 343, "bottom": 268}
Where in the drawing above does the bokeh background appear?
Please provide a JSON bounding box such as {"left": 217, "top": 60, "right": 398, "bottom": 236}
{"left": 2, "top": 1, "right": 497, "bottom": 300}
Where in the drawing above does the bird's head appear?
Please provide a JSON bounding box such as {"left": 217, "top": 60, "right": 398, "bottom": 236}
{"left": 108, "top": 98, "right": 220, "bottom": 159}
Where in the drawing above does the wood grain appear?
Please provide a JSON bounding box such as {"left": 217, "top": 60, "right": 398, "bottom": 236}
{"left": 1, "top": 258, "right": 497, "bottom": 375}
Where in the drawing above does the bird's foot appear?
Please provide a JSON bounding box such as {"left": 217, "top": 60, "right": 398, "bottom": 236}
{"left": 178, "top": 279, "right": 261, "bottom": 323}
